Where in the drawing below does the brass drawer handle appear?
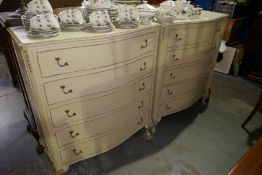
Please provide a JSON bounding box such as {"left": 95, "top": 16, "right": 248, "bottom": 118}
{"left": 139, "top": 83, "right": 145, "bottom": 91}
{"left": 165, "top": 104, "right": 171, "bottom": 110}
{"left": 173, "top": 54, "right": 179, "bottom": 62}
{"left": 137, "top": 117, "right": 143, "bottom": 125}
{"left": 65, "top": 110, "right": 76, "bottom": 118}
{"left": 141, "top": 39, "right": 148, "bottom": 49}
{"left": 170, "top": 73, "right": 176, "bottom": 79}
{"left": 140, "top": 62, "right": 147, "bottom": 71}
{"left": 60, "top": 86, "right": 73, "bottom": 94}
{"left": 138, "top": 100, "right": 144, "bottom": 109}
{"left": 55, "top": 57, "right": 69, "bottom": 67}
{"left": 167, "top": 89, "right": 173, "bottom": 95}
{"left": 69, "top": 131, "right": 80, "bottom": 138}
{"left": 72, "top": 149, "right": 82, "bottom": 155}
{"left": 176, "top": 34, "right": 182, "bottom": 41}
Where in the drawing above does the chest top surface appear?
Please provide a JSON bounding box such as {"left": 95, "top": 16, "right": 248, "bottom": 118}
{"left": 8, "top": 11, "right": 227, "bottom": 46}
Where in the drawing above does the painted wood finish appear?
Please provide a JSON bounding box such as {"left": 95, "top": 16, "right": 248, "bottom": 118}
{"left": 8, "top": 11, "right": 227, "bottom": 174}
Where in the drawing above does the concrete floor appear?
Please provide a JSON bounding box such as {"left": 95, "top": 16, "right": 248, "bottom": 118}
{"left": 0, "top": 52, "right": 261, "bottom": 175}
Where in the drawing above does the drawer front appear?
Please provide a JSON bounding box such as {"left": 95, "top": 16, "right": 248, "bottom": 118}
{"left": 165, "top": 43, "right": 212, "bottom": 67}
{"left": 37, "top": 32, "right": 156, "bottom": 77}
{"left": 60, "top": 110, "right": 149, "bottom": 164}
{"left": 44, "top": 56, "right": 154, "bottom": 105}
{"left": 160, "top": 91, "right": 202, "bottom": 116}
{"left": 160, "top": 75, "right": 206, "bottom": 100}
{"left": 163, "top": 61, "right": 210, "bottom": 85}
{"left": 55, "top": 95, "right": 151, "bottom": 147}
{"left": 167, "top": 25, "right": 215, "bottom": 48}
{"left": 50, "top": 76, "right": 153, "bottom": 128}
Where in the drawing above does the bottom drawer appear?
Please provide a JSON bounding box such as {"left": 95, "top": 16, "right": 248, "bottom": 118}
{"left": 160, "top": 91, "right": 203, "bottom": 116}
{"left": 60, "top": 110, "right": 149, "bottom": 165}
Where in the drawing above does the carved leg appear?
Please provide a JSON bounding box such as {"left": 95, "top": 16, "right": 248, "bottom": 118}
{"left": 200, "top": 88, "right": 211, "bottom": 113}
{"left": 143, "top": 127, "right": 155, "bottom": 142}
{"left": 202, "top": 88, "right": 211, "bottom": 106}
{"left": 56, "top": 166, "right": 69, "bottom": 175}
{"left": 56, "top": 169, "right": 65, "bottom": 175}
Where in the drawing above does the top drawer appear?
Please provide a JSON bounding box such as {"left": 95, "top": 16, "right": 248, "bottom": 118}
{"left": 167, "top": 25, "right": 215, "bottom": 48}
{"left": 37, "top": 32, "right": 157, "bottom": 78}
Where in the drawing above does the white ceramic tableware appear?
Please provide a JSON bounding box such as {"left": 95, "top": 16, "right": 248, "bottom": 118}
{"left": 139, "top": 12, "right": 154, "bottom": 25}
{"left": 30, "top": 13, "right": 59, "bottom": 31}
{"left": 137, "top": 1, "right": 156, "bottom": 14}
{"left": 27, "top": 0, "right": 53, "bottom": 14}
{"left": 59, "top": 9, "right": 85, "bottom": 24}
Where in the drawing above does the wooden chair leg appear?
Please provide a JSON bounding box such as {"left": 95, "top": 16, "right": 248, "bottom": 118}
{"left": 242, "top": 92, "right": 262, "bottom": 128}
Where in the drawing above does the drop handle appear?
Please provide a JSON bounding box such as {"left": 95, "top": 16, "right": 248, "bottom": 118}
{"left": 176, "top": 34, "right": 182, "bottom": 41}
{"left": 170, "top": 73, "right": 176, "bottom": 79}
{"left": 69, "top": 131, "right": 80, "bottom": 138}
{"left": 165, "top": 104, "right": 171, "bottom": 110}
{"left": 55, "top": 57, "right": 69, "bottom": 67}
{"left": 137, "top": 117, "right": 143, "bottom": 125}
{"left": 65, "top": 110, "right": 76, "bottom": 118}
{"left": 167, "top": 89, "right": 173, "bottom": 95}
{"left": 139, "top": 83, "right": 145, "bottom": 91}
{"left": 72, "top": 149, "right": 82, "bottom": 155}
{"left": 173, "top": 54, "right": 179, "bottom": 62}
{"left": 140, "top": 62, "right": 147, "bottom": 71}
{"left": 138, "top": 101, "right": 144, "bottom": 109}
{"left": 141, "top": 39, "right": 148, "bottom": 49}
{"left": 60, "top": 86, "right": 73, "bottom": 94}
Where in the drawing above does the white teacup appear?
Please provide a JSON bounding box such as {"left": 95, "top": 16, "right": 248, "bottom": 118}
{"left": 27, "top": 0, "right": 53, "bottom": 14}
{"left": 59, "top": 9, "right": 85, "bottom": 24}
{"left": 139, "top": 12, "right": 154, "bottom": 25}
{"left": 30, "top": 13, "right": 59, "bottom": 31}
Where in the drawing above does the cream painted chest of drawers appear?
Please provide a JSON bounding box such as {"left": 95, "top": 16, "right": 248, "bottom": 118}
{"left": 8, "top": 11, "right": 227, "bottom": 174}
{"left": 9, "top": 24, "right": 160, "bottom": 173}
{"left": 153, "top": 11, "right": 227, "bottom": 123}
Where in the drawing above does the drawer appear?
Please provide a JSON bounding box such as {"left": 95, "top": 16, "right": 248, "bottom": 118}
{"left": 160, "top": 91, "right": 202, "bottom": 116}
{"left": 44, "top": 56, "right": 154, "bottom": 105}
{"left": 50, "top": 76, "right": 153, "bottom": 128}
{"left": 163, "top": 61, "right": 209, "bottom": 85}
{"left": 165, "top": 43, "right": 212, "bottom": 67}
{"left": 37, "top": 32, "right": 156, "bottom": 77}
{"left": 60, "top": 110, "right": 149, "bottom": 164}
{"left": 55, "top": 95, "right": 151, "bottom": 147}
{"left": 160, "top": 74, "right": 207, "bottom": 100}
{"left": 167, "top": 25, "right": 215, "bottom": 48}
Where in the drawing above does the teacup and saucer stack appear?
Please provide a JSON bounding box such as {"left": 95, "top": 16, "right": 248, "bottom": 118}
{"left": 81, "top": 0, "right": 118, "bottom": 23}
{"left": 21, "top": 0, "right": 60, "bottom": 38}
{"left": 115, "top": 4, "right": 140, "bottom": 29}
{"left": 58, "top": 9, "right": 87, "bottom": 31}
{"left": 87, "top": 10, "right": 114, "bottom": 32}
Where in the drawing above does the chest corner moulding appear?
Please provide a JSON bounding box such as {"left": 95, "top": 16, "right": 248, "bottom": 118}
{"left": 8, "top": 11, "right": 227, "bottom": 174}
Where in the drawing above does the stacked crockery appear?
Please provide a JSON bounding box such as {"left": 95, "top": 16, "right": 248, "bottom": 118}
{"left": 155, "top": 0, "right": 175, "bottom": 23}
{"left": 115, "top": 4, "right": 140, "bottom": 29}
{"left": 81, "top": 0, "right": 118, "bottom": 23}
{"left": 29, "top": 13, "right": 60, "bottom": 37}
{"left": 136, "top": 1, "right": 156, "bottom": 25}
{"left": 21, "top": 0, "right": 52, "bottom": 31}
{"left": 87, "top": 10, "right": 114, "bottom": 32}
{"left": 21, "top": 0, "right": 60, "bottom": 38}
{"left": 173, "top": 0, "right": 202, "bottom": 20}
{"left": 58, "top": 9, "right": 87, "bottom": 31}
